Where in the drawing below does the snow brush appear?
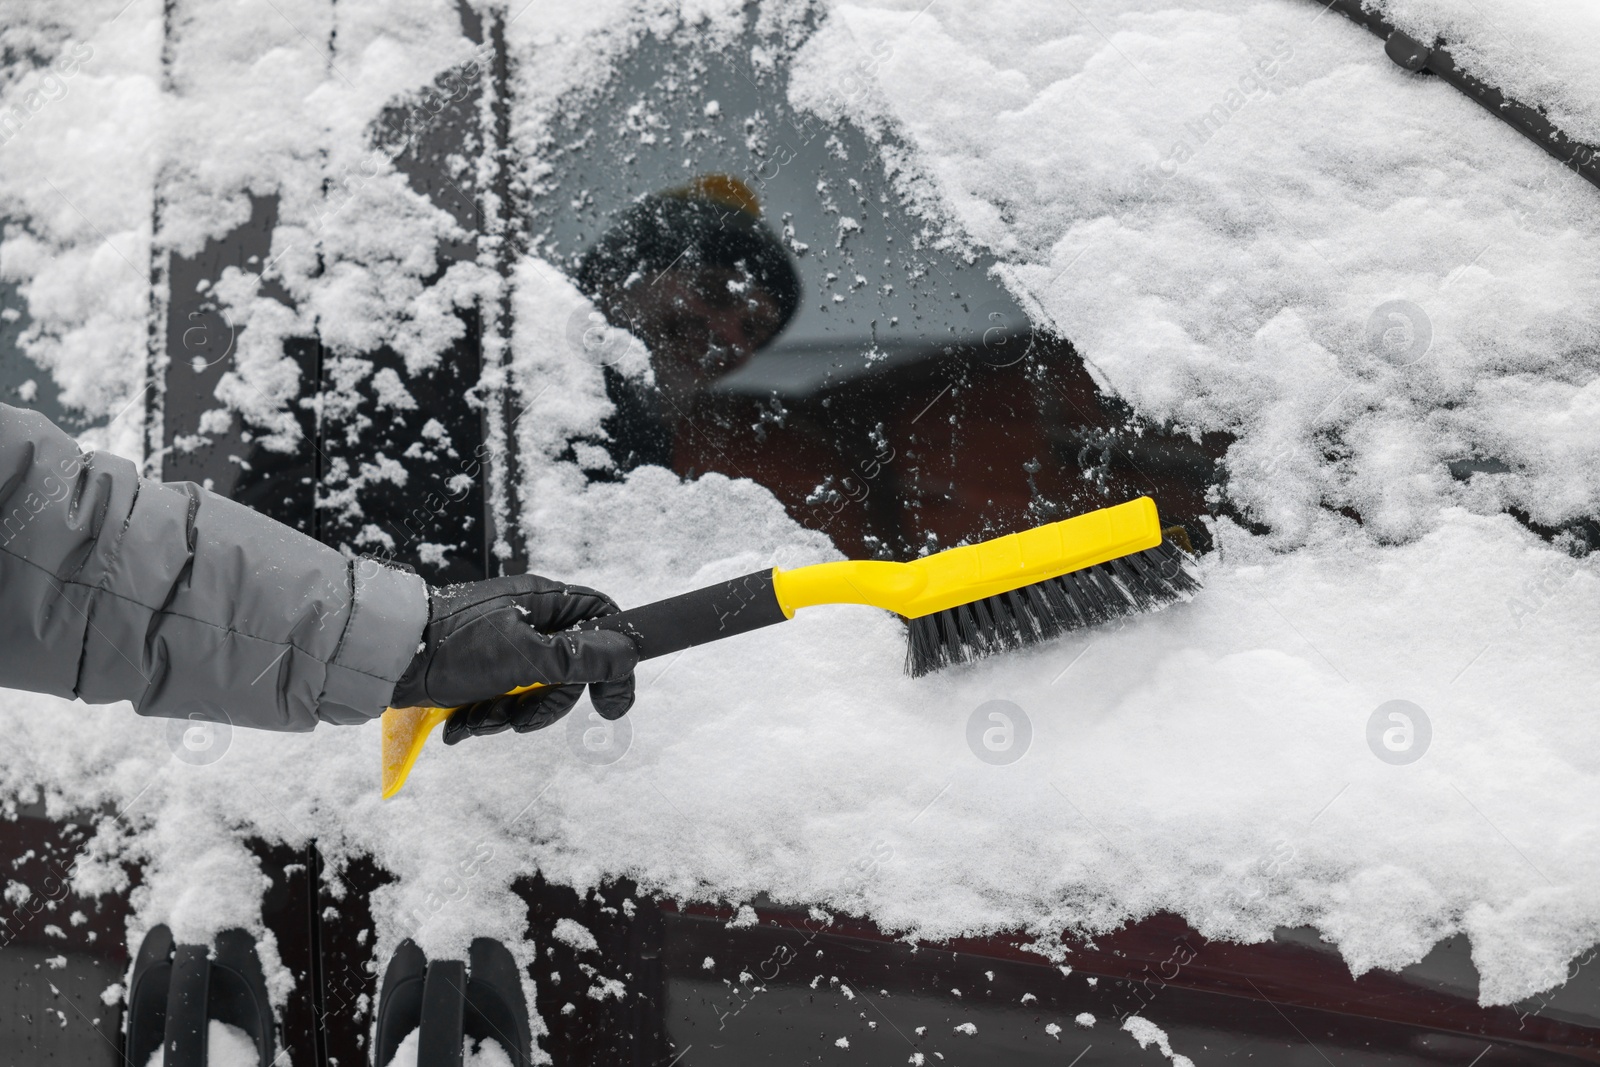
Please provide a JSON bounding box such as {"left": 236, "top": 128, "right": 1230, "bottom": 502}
{"left": 381, "top": 496, "right": 1197, "bottom": 797}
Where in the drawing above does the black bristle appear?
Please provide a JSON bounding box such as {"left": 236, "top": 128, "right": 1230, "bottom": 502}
{"left": 1004, "top": 588, "right": 1040, "bottom": 643}
{"left": 1106, "top": 556, "right": 1156, "bottom": 613}
{"left": 905, "top": 542, "right": 1202, "bottom": 677}
{"left": 970, "top": 594, "right": 999, "bottom": 649}
{"left": 1022, "top": 581, "right": 1065, "bottom": 643}
{"left": 991, "top": 589, "right": 1027, "bottom": 648}
{"left": 1040, "top": 575, "right": 1088, "bottom": 631}
{"left": 906, "top": 614, "right": 940, "bottom": 675}
{"left": 1065, "top": 566, "right": 1117, "bottom": 624}
{"left": 954, "top": 601, "right": 980, "bottom": 654}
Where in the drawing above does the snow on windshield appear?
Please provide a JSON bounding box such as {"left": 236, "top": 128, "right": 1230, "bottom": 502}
{"left": 0, "top": 0, "right": 1595, "bottom": 1025}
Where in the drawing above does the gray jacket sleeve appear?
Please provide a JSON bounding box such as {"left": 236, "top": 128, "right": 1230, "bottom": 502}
{"left": 0, "top": 403, "right": 429, "bottom": 731}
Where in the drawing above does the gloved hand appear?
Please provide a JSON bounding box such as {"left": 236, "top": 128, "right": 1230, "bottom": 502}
{"left": 388, "top": 574, "right": 639, "bottom": 744}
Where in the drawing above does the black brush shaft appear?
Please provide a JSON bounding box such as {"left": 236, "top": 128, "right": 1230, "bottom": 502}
{"left": 576, "top": 569, "right": 788, "bottom": 660}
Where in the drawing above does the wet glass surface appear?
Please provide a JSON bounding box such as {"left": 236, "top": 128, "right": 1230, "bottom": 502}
{"left": 530, "top": 26, "right": 1227, "bottom": 562}
{"left": 0, "top": 805, "right": 133, "bottom": 1066}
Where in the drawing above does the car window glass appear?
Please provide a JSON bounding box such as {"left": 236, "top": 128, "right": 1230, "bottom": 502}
{"left": 528, "top": 24, "right": 1226, "bottom": 561}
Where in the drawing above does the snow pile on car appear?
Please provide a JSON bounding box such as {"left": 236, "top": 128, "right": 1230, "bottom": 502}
{"left": 1377, "top": 0, "right": 1600, "bottom": 146}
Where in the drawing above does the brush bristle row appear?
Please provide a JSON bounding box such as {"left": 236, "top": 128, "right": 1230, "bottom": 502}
{"left": 905, "top": 541, "right": 1200, "bottom": 677}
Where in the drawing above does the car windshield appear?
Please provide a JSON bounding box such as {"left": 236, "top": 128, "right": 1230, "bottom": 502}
{"left": 529, "top": 29, "right": 1225, "bottom": 562}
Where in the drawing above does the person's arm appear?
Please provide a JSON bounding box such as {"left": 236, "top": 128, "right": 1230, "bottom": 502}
{"left": 0, "top": 403, "right": 426, "bottom": 730}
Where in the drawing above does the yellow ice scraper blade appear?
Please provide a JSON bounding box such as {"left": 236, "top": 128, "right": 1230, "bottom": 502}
{"left": 381, "top": 684, "right": 546, "bottom": 799}
{"left": 770, "top": 495, "right": 1162, "bottom": 619}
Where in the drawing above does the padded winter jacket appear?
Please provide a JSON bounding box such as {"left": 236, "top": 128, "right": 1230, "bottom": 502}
{"left": 0, "top": 403, "right": 428, "bottom": 730}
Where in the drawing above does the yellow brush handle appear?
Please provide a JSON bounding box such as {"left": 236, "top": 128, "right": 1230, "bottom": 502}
{"left": 772, "top": 496, "right": 1161, "bottom": 619}
{"left": 380, "top": 683, "right": 547, "bottom": 799}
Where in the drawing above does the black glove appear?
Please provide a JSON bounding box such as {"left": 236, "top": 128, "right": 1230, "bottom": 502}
{"left": 388, "top": 574, "right": 639, "bottom": 744}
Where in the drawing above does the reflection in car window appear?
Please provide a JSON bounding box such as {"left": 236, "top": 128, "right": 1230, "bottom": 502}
{"left": 576, "top": 176, "right": 801, "bottom": 471}
{"left": 530, "top": 26, "right": 1227, "bottom": 561}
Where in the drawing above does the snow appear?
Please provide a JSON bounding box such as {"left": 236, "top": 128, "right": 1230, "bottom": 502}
{"left": 551, "top": 916, "right": 599, "bottom": 953}
{"left": 382, "top": 1031, "right": 513, "bottom": 1067}
{"left": 1123, "top": 1014, "right": 1194, "bottom": 1067}
{"left": 142, "top": 1019, "right": 258, "bottom": 1067}
{"left": 589, "top": 976, "right": 627, "bottom": 1000}
{"left": 0, "top": 0, "right": 1593, "bottom": 1050}
{"left": 0, "top": 2, "right": 157, "bottom": 457}
{"left": 1372, "top": 0, "right": 1600, "bottom": 146}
